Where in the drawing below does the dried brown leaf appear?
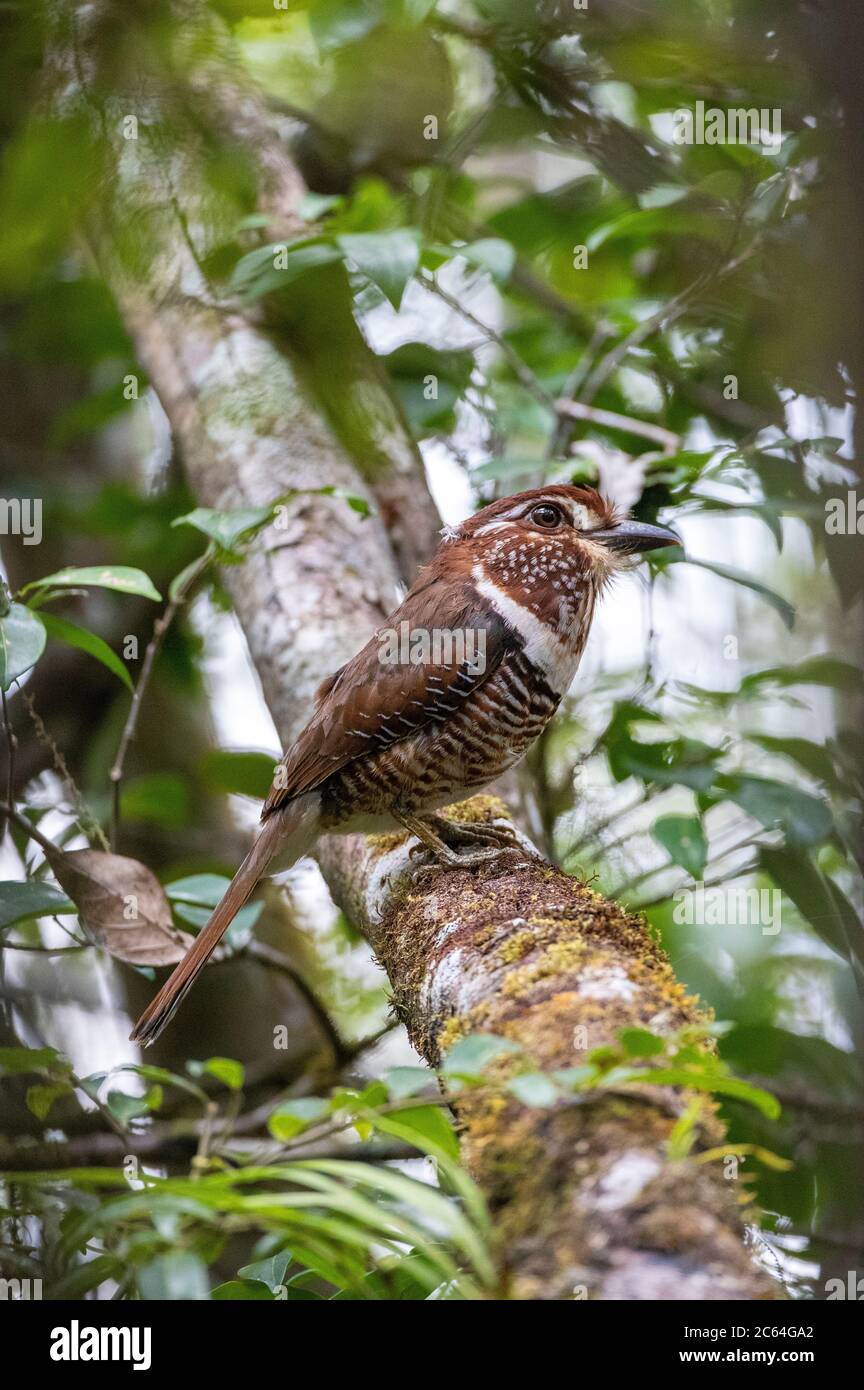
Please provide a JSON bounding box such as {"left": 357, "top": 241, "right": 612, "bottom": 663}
{"left": 43, "top": 846, "right": 193, "bottom": 967}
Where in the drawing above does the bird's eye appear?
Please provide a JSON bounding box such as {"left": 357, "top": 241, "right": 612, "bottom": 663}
{"left": 529, "top": 503, "right": 565, "bottom": 529}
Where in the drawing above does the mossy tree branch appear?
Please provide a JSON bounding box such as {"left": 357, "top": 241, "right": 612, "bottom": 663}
{"left": 319, "top": 802, "right": 778, "bottom": 1300}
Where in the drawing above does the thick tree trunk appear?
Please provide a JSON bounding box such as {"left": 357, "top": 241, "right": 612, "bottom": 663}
{"left": 50, "top": 0, "right": 778, "bottom": 1299}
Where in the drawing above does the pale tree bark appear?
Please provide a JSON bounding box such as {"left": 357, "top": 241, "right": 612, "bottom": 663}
{"left": 47, "top": 0, "right": 778, "bottom": 1299}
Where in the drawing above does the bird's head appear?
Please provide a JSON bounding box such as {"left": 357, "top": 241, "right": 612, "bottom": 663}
{"left": 449, "top": 483, "right": 679, "bottom": 589}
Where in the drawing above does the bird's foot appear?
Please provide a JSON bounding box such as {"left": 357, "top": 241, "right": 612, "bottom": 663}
{"left": 433, "top": 815, "right": 522, "bottom": 852}
{"left": 401, "top": 812, "right": 525, "bottom": 874}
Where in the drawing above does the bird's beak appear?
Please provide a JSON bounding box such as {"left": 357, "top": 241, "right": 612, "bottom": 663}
{"left": 590, "top": 518, "right": 681, "bottom": 555}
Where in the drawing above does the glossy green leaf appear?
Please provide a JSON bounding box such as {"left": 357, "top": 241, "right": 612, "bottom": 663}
{"left": 0, "top": 602, "right": 47, "bottom": 689}
{"left": 385, "top": 1104, "right": 460, "bottom": 1159}
{"left": 211, "top": 1279, "right": 273, "bottom": 1300}
{"left": 172, "top": 504, "right": 276, "bottom": 553}
{"left": 440, "top": 1032, "right": 522, "bottom": 1077}
{"left": 707, "top": 774, "right": 832, "bottom": 848}
{"left": 38, "top": 611, "right": 134, "bottom": 692}
{"left": 338, "top": 230, "right": 421, "bottom": 308}
{"left": 652, "top": 814, "right": 708, "bottom": 878}
{"left": 506, "top": 1072, "right": 561, "bottom": 1108}
{"left": 678, "top": 557, "right": 795, "bottom": 630}
{"left": 618, "top": 1028, "right": 666, "bottom": 1058}
{"left": 0, "top": 879, "right": 76, "bottom": 930}
{"left": 456, "top": 237, "right": 515, "bottom": 284}
{"left": 384, "top": 1066, "right": 435, "bottom": 1100}
{"left": 26, "top": 1082, "right": 71, "bottom": 1121}
{"left": 187, "top": 1057, "right": 245, "bottom": 1091}
{"left": 238, "top": 1250, "right": 292, "bottom": 1290}
{"left": 199, "top": 749, "right": 277, "bottom": 800}
{"left": 230, "top": 239, "right": 342, "bottom": 300}
{"left": 0, "top": 1046, "right": 67, "bottom": 1076}
{"left": 268, "top": 1097, "right": 331, "bottom": 1141}
{"left": 22, "top": 565, "right": 161, "bottom": 603}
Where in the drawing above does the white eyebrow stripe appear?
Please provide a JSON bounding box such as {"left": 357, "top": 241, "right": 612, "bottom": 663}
{"left": 568, "top": 501, "right": 604, "bottom": 531}
{"left": 473, "top": 518, "right": 519, "bottom": 536}
{"left": 472, "top": 497, "right": 606, "bottom": 535}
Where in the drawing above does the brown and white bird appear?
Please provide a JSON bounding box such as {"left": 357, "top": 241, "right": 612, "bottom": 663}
{"left": 131, "top": 485, "right": 677, "bottom": 1045}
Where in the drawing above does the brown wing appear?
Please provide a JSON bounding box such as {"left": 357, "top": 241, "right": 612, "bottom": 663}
{"left": 261, "top": 580, "right": 515, "bottom": 818}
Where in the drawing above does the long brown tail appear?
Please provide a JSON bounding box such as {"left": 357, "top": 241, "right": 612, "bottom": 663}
{"left": 130, "top": 796, "right": 319, "bottom": 1047}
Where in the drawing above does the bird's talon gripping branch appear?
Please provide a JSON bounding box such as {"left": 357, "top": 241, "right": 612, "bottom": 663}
{"left": 131, "top": 486, "right": 677, "bottom": 1045}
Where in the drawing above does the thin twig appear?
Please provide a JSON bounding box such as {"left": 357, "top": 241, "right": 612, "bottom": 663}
{"left": 72, "top": 1071, "right": 128, "bottom": 1142}
{"left": 547, "top": 321, "right": 613, "bottom": 461}
{"left": 555, "top": 399, "right": 681, "bottom": 453}
{"left": 612, "top": 831, "right": 767, "bottom": 901}
{"left": 0, "top": 942, "right": 89, "bottom": 953}
{"left": 191, "top": 1100, "right": 219, "bottom": 1179}
{"left": 21, "top": 690, "right": 108, "bottom": 851}
{"left": 109, "top": 548, "right": 212, "bottom": 850}
{"left": 419, "top": 270, "right": 557, "bottom": 412}
{"left": 0, "top": 688, "right": 14, "bottom": 837}
{"left": 0, "top": 799, "right": 65, "bottom": 857}
{"left": 564, "top": 786, "right": 662, "bottom": 862}
{"left": 580, "top": 241, "right": 761, "bottom": 407}
{"left": 245, "top": 939, "right": 353, "bottom": 1066}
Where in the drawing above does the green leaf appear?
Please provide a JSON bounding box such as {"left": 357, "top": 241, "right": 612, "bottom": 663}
{"left": 238, "top": 1250, "right": 292, "bottom": 1290}
{"left": 440, "top": 1032, "right": 522, "bottom": 1077}
{"left": 382, "top": 341, "right": 473, "bottom": 434}
{"left": 604, "top": 705, "right": 720, "bottom": 791}
{"left": 121, "top": 772, "right": 192, "bottom": 828}
{"left": 0, "top": 602, "right": 47, "bottom": 689}
{"left": 384, "top": 1066, "right": 435, "bottom": 1100}
{"left": 187, "top": 1057, "right": 245, "bottom": 1091}
{"left": 0, "top": 879, "right": 76, "bottom": 931}
{"left": 51, "top": 1254, "right": 124, "bottom": 1299}
{"left": 740, "top": 656, "right": 863, "bottom": 695}
{"left": 385, "top": 1104, "right": 460, "bottom": 1159}
{"left": 172, "top": 900, "right": 263, "bottom": 951}
{"left": 299, "top": 192, "right": 344, "bottom": 220}
{"left": 37, "top": 611, "right": 134, "bottom": 692}
{"left": 211, "top": 1279, "right": 273, "bottom": 1300}
{"left": 168, "top": 550, "right": 214, "bottom": 603}
{"left": 110, "top": 1063, "right": 209, "bottom": 1106}
{"left": 679, "top": 557, "right": 795, "bottom": 630}
{"left": 0, "top": 1046, "right": 67, "bottom": 1077}
{"left": 165, "top": 874, "right": 231, "bottom": 908}
{"left": 618, "top": 1028, "right": 666, "bottom": 1058}
{"left": 106, "top": 1089, "right": 151, "bottom": 1124}
{"left": 26, "top": 1082, "right": 71, "bottom": 1121}
{"left": 506, "top": 1072, "right": 560, "bottom": 1108}
{"left": 338, "top": 230, "right": 421, "bottom": 309}
{"left": 268, "top": 1097, "right": 330, "bottom": 1141}
{"left": 707, "top": 774, "right": 832, "bottom": 848}
{"left": 200, "top": 749, "right": 277, "bottom": 800}
{"left": 172, "top": 505, "right": 276, "bottom": 554}
{"left": 759, "top": 847, "right": 863, "bottom": 969}
{"left": 22, "top": 565, "right": 161, "bottom": 603}
{"left": 630, "top": 1067, "right": 780, "bottom": 1119}
{"left": 651, "top": 815, "right": 708, "bottom": 878}
{"left": 230, "top": 239, "right": 343, "bottom": 300}
{"left": 456, "top": 237, "right": 515, "bottom": 284}
{"left": 137, "top": 1252, "right": 210, "bottom": 1301}
{"left": 747, "top": 734, "right": 839, "bottom": 787}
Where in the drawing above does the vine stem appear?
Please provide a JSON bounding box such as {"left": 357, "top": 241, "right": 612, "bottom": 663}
{"left": 1, "top": 687, "right": 15, "bottom": 836}
{"left": 109, "top": 547, "right": 213, "bottom": 851}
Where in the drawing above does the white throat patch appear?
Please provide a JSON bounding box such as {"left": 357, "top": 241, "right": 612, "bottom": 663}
{"left": 472, "top": 563, "right": 588, "bottom": 695}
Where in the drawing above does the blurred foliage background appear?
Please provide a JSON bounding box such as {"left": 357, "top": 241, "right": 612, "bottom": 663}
{"left": 0, "top": 0, "right": 862, "bottom": 1300}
